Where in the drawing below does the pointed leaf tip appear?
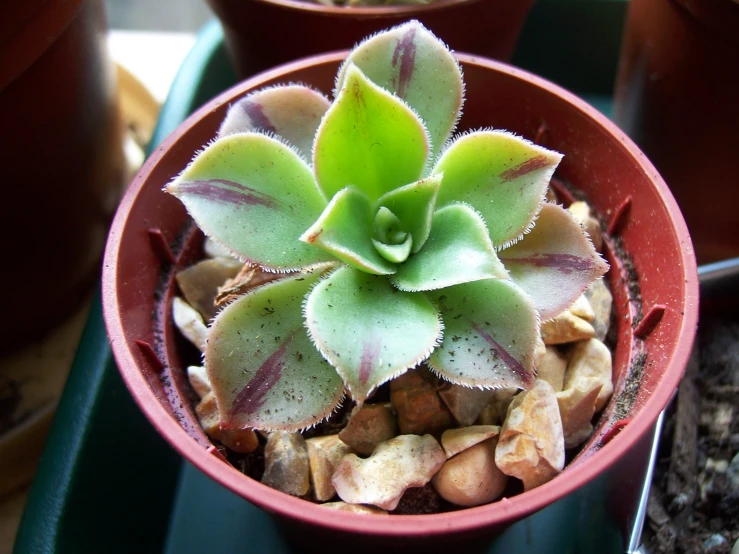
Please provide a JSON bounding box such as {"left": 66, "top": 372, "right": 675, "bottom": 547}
{"left": 207, "top": 269, "right": 344, "bottom": 431}
{"left": 499, "top": 203, "right": 609, "bottom": 320}
{"left": 314, "top": 64, "right": 429, "bottom": 203}
{"left": 305, "top": 266, "right": 442, "bottom": 403}
{"left": 168, "top": 133, "right": 332, "bottom": 271}
{"left": 337, "top": 20, "right": 463, "bottom": 158}
{"left": 433, "top": 131, "right": 563, "bottom": 248}
{"left": 429, "top": 279, "right": 538, "bottom": 390}
{"left": 218, "top": 85, "right": 330, "bottom": 160}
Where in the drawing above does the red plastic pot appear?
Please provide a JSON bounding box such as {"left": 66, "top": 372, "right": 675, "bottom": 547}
{"left": 0, "top": 0, "right": 123, "bottom": 353}
{"left": 613, "top": 0, "right": 739, "bottom": 265}
{"left": 206, "top": 0, "right": 533, "bottom": 77}
{"left": 103, "top": 52, "right": 698, "bottom": 548}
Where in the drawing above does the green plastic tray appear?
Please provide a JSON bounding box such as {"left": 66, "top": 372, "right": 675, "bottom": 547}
{"left": 15, "top": 5, "right": 631, "bottom": 551}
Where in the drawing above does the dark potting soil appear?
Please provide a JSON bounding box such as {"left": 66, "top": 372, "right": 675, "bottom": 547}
{"left": 644, "top": 319, "right": 739, "bottom": 554}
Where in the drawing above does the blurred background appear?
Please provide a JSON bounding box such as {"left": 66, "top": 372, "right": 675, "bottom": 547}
{"left": 105, "top": 0, "right": 212, "bottom": 31}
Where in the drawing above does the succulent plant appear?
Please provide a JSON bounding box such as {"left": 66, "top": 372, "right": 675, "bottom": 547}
{"left": 166, "top": 21, "right": 608, "bottom": 432}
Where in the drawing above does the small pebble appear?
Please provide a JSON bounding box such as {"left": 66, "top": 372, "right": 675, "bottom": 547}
{"left": 262, "top": 432, "right": 311, "bottom": 497}
{"left": 440, "top": 425, "right": 500, "bottom": 458}
{"left": 584, "top": 278, "right": 612, "bottom": 342}
{"left": 187, "top": 365, "right": 211, "bottom": 399}
{"left": 556, "top": 380, "right": 603, "bottom": 448}
{"left": 564, "top": 338, "right": 613, "bottom": 412}
{"left": 175, "top": 257, "right": 242, "bottom": 320}
{"left": 540, "top": 310, "right": 595, "bottom": 345}
{"left": 438, "top": 384, "right": 494, "bottom": 427}
{"left": 569, "top": 294, "right": 595, "bottom": 322}
{"left": 567, "top": 200, "right": 603, "bottom": 252}
{"left": 338, "top": 403, "right": 397, "bottom": 456}
{"left": 306, "top": 435, "right": 353, "bottom": 501}
{"left": 172, "top": 297, "right": 208, "bottom": 352}
{"left": 432, "top": 437, "right": 508, "bottom": 507}
{"left": 495, "top": 380, "right": 565, "bottom": 491}
{"left": 535, "top": 346, "right": 567, "bottom": 392}
{"left": 332, "top": 434, "right": 446, "bottom": 510}
{"left": 390, "top": 370, "right": 453, "bottom": 436}
{"left": 195, "top": 392, "right": 258, "bottom": 453}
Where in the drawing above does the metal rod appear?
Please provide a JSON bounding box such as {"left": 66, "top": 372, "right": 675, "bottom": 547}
{"left": 626, "top": 411, "right": 665, "bottom": 554}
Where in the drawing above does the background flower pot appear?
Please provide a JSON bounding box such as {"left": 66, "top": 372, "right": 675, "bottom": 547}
{"left": 103, "top": 52, "right": 698, "bottom": 549}
{"left": 613, "top": 0, "right": 739, "bottom": 265}
{"left": 0, "top": 0, "right": 124, "bottom": 353}
{"left": 205, "top": 0, "right": 533, "bottom": 77}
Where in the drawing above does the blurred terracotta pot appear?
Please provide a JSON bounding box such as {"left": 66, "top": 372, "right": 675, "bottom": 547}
{"left": 0, "top": 0, "right": 123, "bottom": 353}
{"left": 103, "top": 51, "right": 698, "bottom": 549}
{"left": 613, "top": 0, "right": 739, "bottom": 264}
{"left": 206, "top": 0, "right": 534, "bottom": 77}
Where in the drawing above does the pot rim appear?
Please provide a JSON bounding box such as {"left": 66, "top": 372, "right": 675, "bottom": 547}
{"left": 103, "top": 50, "right": 699, "bottom": 537}
{"left": 221, "top": 0, "right": 489, "bottom": 18}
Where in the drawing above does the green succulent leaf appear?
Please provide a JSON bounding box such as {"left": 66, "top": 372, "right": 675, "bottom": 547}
{"left": 313, "top": 64, "right": 429, "bottom": 202}
{"left": 166, "top": 133, "right": 332, "bottom": 271}
{"left": 337, "top": 20, "right": 463, "bottom": 158}
{"left": 206, "top": 267, "right": 344, "bottom": 431}
{"left": 218, "top": 85, "right": 330, "bottom": 160}
{"left": 428, "top": 279, "right": 538, "bottom": 390}
{"left": 499, "top": 203, "right": 609, "bottom": 320}
{"left": 390, "top": 204, "right": 508, "bottom": 292}
{"left": 305, "top": 266, "right": 442, "bottom": 403}
{"left": 372, "top": 235, "right": 413, "bottom": 263}
{"left": 373, "top": 206, "right": 403, "bottom": 244}
{"left": 433, "top": 131, "right": 563, "bottom": 248}
{"left": 375, "top": 173, "right": 441, "bottom": 253}
{"left": 300, "top": 186, "right": 395, "bottom": 275}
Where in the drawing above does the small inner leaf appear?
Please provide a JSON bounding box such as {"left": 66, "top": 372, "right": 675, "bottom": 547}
{"left": 336, "top": 20, "right": 464, "bottom": 158}
{"left": 375, "top": 173, "right": 441, "bottom": 253}
{"left": 305, "top": 266, "right": 442, "bottom": 403}
{"left": 300, "top": 186, "right": 396, "bottom": 275}
{"left": 372, "top": 235, "right": 413, "bottom": 263}
{"left": 313, "top": 64, "right": 429, "bottom": 202}
{"left": 373, "top": 206, "right": 403, "bottom": 244}
{"left": 428, "top": 279, "right": 538, "bottom": 390}
{"left": 499, "top": 203, "right": 609, "bottom": 320}
{"left": 165, "top": 133, "right": 332, "bottom": 271}
{"left": 218, "top": 85, "right": 330, "bottom": 160}
{"left": 390, "top": 204, "right": 509, "bottom": 292}
{"left": 433, "top": 131, "right": 563, "bottom": 248}
{"left": 206, "top": 267, "right": 344, "bottom": 431}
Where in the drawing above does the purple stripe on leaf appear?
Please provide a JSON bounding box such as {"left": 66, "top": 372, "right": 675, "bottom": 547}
{"left": 358, "top": 340, "right": 381, "bottom": 385}
{"left": 500, "top": 155, "right": 549, "bottom": 182}
{"left": 504, "top": 253, "right": 597, "bottom": 274}
{"left": 177, "top": 179, "right": 278, "bottom": 209}
{"left": 241, "top": 99, "right": 277, "bottom": 134}
{"left": 391, "top": 26, "right": 417, "bottom": 99}
{"left": 469, "top": 320, "right": 533, "bottom": 388}
{"left": 231, "top": 330, "right": 298, "bottom": 415}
